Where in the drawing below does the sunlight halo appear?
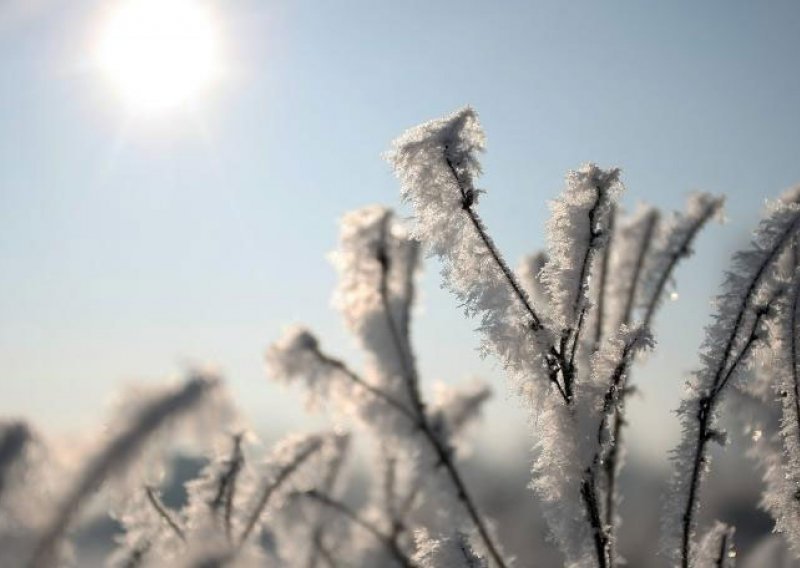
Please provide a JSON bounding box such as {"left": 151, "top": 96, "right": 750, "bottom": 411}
{"left": 96, "top": 0, "right": 221, "bottom": 113}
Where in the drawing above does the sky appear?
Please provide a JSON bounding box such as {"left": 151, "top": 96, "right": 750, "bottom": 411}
{"left": 1, "top": 0, "right": 799, "bottom": 467}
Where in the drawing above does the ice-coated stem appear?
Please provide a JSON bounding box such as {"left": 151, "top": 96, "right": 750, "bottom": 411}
{"left": 302, "top": 490, "right": 415, "bottom": 568}
{"left": 145, "top": 486, "right": 186, "bottom": 542}
{"left": 680, "top": 294, "right": 780, "bottom": 567}
{"left": 238, "top": 438, "right": 324, "bottom": 547}
{"left": 443, "top": 151, "right": 569, "bottom": 404}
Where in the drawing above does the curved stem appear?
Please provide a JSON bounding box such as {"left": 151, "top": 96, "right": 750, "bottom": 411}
{"left": 307, "top": 436, "right": 350, "bottom": 568}
{"left": 238, "top": 438, "right": 324, "bottom": 547}
{"left": 642, "top": 200, "right": 720, "bottom": 330}
{"left": 715, "top": 528, "right": 733, "bottom": 568}
{"left": 209, "top": 434, "right": 244, "bottom": 542}
{"left": 590, "top": 335, "right": 641, "bottom": 566}
{"left": 789, "top": 258, "right": 800, "bottom": 455}
{"left": 374, "top": 218, "right": 508, "bottom": 568}
{"left": 594, "top": 207, "right": 616, "bottom": 348}
{"left": 581, "top": 468, "right": 610, "bottom": 568}
{"left": 621, "top": 211, "right": 659, "bottom": 327}
{"left": 680, "top": 300, "right": 775, "bottom": 567}
{"left": 376, "top": 211, "right": 426, "bottom": 418}
{"left": 445, "top": 155, "right": 543, "bottom": 330}
{"left": 565, "top": 185, "right": 607, "bottom": 375}
{"left": 314, "top": 350, "right": 418, "bottom": 422}
{"left": 444, "top": 153, "right": 569, "bottom": 404}
{"left": 303, "top": 490, "right": 415, "bottom": 568}
{"left": 145, "top": 486, "right": 185, "bottom": 542}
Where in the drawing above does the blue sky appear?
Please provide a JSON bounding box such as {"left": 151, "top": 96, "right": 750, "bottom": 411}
{"left": 1, "top": 0, "right": 799, "bottom": 465}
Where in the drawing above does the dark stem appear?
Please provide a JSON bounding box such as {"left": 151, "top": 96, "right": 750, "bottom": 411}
{"left": 594, "top": 207, "right": 616, "bottom": 348}
{"left": 313, "top": 533, "right": 340, "bottom": 568}
{"left": 238, "top": 438, "right": 324, "bottom": 546}
{"left": 790, "top": 258, "right": 800, "bottom": 458}
{"left": 385, "top": 455, "right": 397, "bottom": 514}
{"left": 121, "top": 542, "right": 151, "bottom": 568}
{"left": 314, "top": 350, "right": 418, "bottom": 422}
{"left": 376, "top": 211, "right": 426, "bottom": 419}
{"left": 580, "top": 468, "right": 610, "bottom": 568}
{"left": 601, "top": 200, "right": 717, "bottom": 559}
{"left": 603, "top": 411, "right": 623, "bottom": 532}
{"left": 0, "top": 421, "right": 31, "bottom": 501}
{"left": 400, "top": 240, "right": 420, "bottom": 341}
{"left": 621, "top": 211, "right": 660, "bottom": 327}
{"left": 145, "top": 486, "right": 186, "bottom": 542}
{"left": 302, "top": 490, "right": 415, "bottom": 568}
{"left": 314, "top": 344, "right": 505, "bottom": 566}
{"left": 680, "top": 215, "right": 799, "bottom": 567}
{"left": 444, "top": 153, "right": 543, "bottom": 330}
{"left": 308, "top": 437, "right": 350, "bottom": 568}
{"left": 427, "top": 433, "right": 507, "bottom": 568}
{"left": 564, "top": 182, "right": 611, "bottom": 398}
{"left": 680, "top": 300, "right": 776, "bottom": 567}
{"left": 715, "top": 529, "right": 731, "bottom": 567}
{"left": 374, "top": 209, "right": 508, "bottom": 568}
{"left": 642, "top": 199, "right": 721, "bottom": 330}
{"left": 444, "top": 151, "right": 569, "bottom": 404}
{"left": 555, "top": 178, "right": 616, "bottom": 410}
{"left": 590, "top": 334, "right": 641, "bottom": 566}
{"left": 598, "top": 209, "right": 658, "bottom": 543}
{"left": 210, "top": 434, "right": 244, "bottom": 542}
{"left": 382, "top": 455, "right": 400, "bottom": 526}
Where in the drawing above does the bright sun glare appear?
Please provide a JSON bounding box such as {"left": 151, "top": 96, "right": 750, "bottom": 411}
{"left": 97, "top": 0, "right": 220, "bottom": 113}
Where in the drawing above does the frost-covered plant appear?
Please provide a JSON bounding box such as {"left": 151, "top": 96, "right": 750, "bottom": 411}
{"left": 387, "top": 106, "right": 729, "bottom": 567}
{"left": 6, "top": 107, "right": 800, "bottom": 568}
{"left": 664, "top": 187, "right": 800, "bottom": 568}
{"left": 29, "top": 374, "right": 228, "bottom": 568}
{"left": 266, "top": 205, "right": 500, "bottom": 567}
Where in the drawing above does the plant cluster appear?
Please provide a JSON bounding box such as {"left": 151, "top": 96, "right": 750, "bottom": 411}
{"left": 2, "top": 108, "right": 800, "bottom": 567}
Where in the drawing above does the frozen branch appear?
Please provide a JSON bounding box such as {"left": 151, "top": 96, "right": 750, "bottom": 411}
{"left": 667, "top": 188, "right": 800, "bottom": 567}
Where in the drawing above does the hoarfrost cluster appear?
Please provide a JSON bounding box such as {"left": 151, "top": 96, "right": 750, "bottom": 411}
{"left": 2, "top": 107, "right": 800, "bottom": 568}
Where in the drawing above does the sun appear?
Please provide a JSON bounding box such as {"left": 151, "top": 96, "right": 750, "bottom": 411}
{"left": 97, "top": 0, "right": 221, "bottom": 113}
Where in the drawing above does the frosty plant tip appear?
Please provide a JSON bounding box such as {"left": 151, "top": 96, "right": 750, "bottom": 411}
{"left": 2, "top": 106, "right": 800, "bottom": 568}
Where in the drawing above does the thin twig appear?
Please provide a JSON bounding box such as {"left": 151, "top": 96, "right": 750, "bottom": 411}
{"left": 680, "top": 292, "right": 781, "bottom": 567}
{"left": 373, "top": 216, "right": 509, "bottom": 568}
{"left": 791, "top": 259, "right": 800, "bottom": 465}
{"left": 145, "top": 486, "right": 186, "bottom": 542}
{"left": 376, "top": 211, "right": 426, "bottom": 419}
{"left": 302, "top": 490, "right": 415, "bottom": 568}
{"left": 594, "top": 206, "right": 616, "bottom": 349}
{"left": 121, "top": 542, "right": 151, "bottom": 568}
{"left": 209, "top": 434, "right": 245, "bottom": 542}
{"left": 677, "top": 209, "right": 796, "bottom": 567}
{"left": 603, "top": 201, "right": 717, "bottom": 550}
{"left": 603, "top": 411, "right": 623, "bottom": 533}
{"left": 563, "top": 182, "right": 611, "bottom": 399}
{"left": 589, "top": 334, "right": 642, "bottom": 567}
{"left": 642, "top": 199, "right": 721, "bottom": 329}
{"left": 599, "top": 212, "right": 657, "bottom": 540}
{"left": 444, "top": 153, "right": 543, "bottom": 330}
{"left": 314, "top": 350, "right": 418, "bottom": 422}
{"left": 313, "top": 533, "right": 340, "bottom": 568}
{"left": 444, "top": 151, "right": 569, "bottom": 404}
{"left": 715, "top": 529, "right": 732, "bottom": 568}
{"left": 621, "top": 211, "right": 660, "bottom": 327}
{"left": 580, "top": 468, "right": 610, "bottom": 568}
{"left": 307, "top": 436, "right": 350, "bottom": 568}
{"left": 238, "top": 438, "right": 324, "bottom": 547}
